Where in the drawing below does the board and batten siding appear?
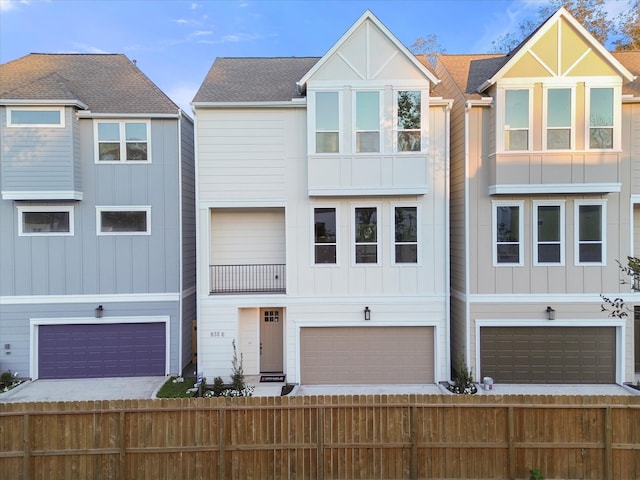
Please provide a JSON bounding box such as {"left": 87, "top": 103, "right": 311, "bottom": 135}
{"left": 626, "top": 103, "right": 640, "bottom": 195}
{"left": 1, "top": 107, "right": 80, "bottom": 197}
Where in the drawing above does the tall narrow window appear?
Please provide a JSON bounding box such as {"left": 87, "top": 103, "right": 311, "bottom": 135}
{"left": 547, "top": 88, "right": 571, "bottom": 149}
{"left": 576, "top": 202, "right": 605, "bottom": 264}
{"left": 534, "top": 202, "right": 564, "bottom": 265}
{"left": 395, "top": 206, "right": 417, "bottom": 263}
{"left": 397, "top": 91, "right": 421, "bottom": 152}
{"left": 355, "top": 207, "right": 378, "bottom": 264}
{"left": 589, "top": 88, "right": 613, "bottom": 149}
{"left": 315, "top": 92, "right": 339, "bottom": 153}
{"left": 494, "top": 203, "right": 522, "bottom": 265}
{"left": 355, "top": 91, "right": 380, "bottom": 152}
{"left": 504, "top": 90, "right": 529, "bottom": 151}
{"left": 96, "top": 121, "right": 149, "bottom": 162}
{"left": 314, "top": 207, "right": 336, "bottom": 264}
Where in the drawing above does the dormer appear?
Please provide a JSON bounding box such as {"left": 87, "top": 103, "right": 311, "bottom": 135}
{"left": 298, "top": 10, "right": 440, "bottom": 197}
{"left": 479, "top": 7, "right": 635, "bottom": 195}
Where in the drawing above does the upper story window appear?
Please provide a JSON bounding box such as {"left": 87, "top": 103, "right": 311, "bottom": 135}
{"left": 493, "top": 201, "right": 524, "bottom": 266}
{"left": 354, "top": 206, "right": 378, "bottom": 264}
{"left": 546, "top": 88, "right": 572, "bottom": 150}
{"left": 315, "top": 92, "right": 340, "bottom": 153}
{"left": 397, "top": 91, "right": 421, "bottom": 152}
{"left": 504, "top": 89, "right": 530, "bottom": 151}
{"left": 17, "top": 205, "right": 74, "bottom": 236}
{"left": 355, "top": 91, "right": 380, "bottom": 153}
{"left": 97, "top": 206, "right": 151, "bottom": 235}
{"left": 7, "top": 107, "right": 64, "bottom": 128}
{"left": 95, "top": 120, "right": 150, "bottom": 162}
{"left": 588, "top": 88, "right": 613, "bottom": 149}
{"left": 314, "top": 207, "right": 337, "bottom": 264}
{"left": 394, "top": 206, "right": 418, "bottom": 264}
{"left": 533, "top": 201, "right": 564, "bottom": 265}
{"left": 575, "top": 200, "right": 606, "bottom": 265}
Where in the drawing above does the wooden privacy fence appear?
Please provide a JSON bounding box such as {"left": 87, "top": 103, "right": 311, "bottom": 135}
{"left": 0, "top": 394, "right": 638, "bottom": 480}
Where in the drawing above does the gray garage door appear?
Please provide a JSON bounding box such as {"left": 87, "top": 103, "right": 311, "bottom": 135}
{"left": 38, "top": 323, "right": 166, "bottom": 379}
{"left": 300, "top": 326, "right": 434, "bottom": 385}
{"left": 480, "top": 326, "right": 615, "bottom": 384}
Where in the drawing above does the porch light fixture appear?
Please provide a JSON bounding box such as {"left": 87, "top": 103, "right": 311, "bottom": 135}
{"left": 546, "top": 306, "right": 555, "bottom": 321}
{"left": 95, "top": 305, "right": 104, "bottom": 318}
{"left": 364, "top": 306, "right": 371, "bottom": 321}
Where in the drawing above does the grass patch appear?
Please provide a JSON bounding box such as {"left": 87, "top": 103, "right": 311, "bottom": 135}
{"left": 155, "top": 376, "right": 198, "bottom": 398}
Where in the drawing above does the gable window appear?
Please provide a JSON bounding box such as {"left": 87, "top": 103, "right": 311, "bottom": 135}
{"left": 575, "top": 201, "right": 606, "bottom": 264}
{"left": 534, "top": 201, "right": 564, "bottom": 265}
{"left": 355, "top": 91, "right": 380, "bottom": 153}
{"left": 397, "top": 91, "right": 421, "bottom": 152}
{"left": 315, "top": 92, "right": 339, "bottom": 153}
{"left": 314, "top": 207, "right": 337, "bottom": 264}
{"left": 97, "top": 206, "right": 150, "bottom": 235}
{"left": 546, "top": 88, "right": 572, "bottom": 149}
{"left": 95, "top": 121, "right": 150, "bottom": 162}
{"left": 8, "top": 107, "right": 64, "bottom": 127}
{"left": 394, "top": 206, "right": 418, "bottom": 263}
{"left": 589, "top": 88, "right": 613, "bottom": 149}
{"left": 354, "top": 207, "right": 378, "bottom": 264}
{"left": 504, "top": 89, "right": 529, "bottom": 151}
{"left": 17, "top": 205, "right": 73, "bottom": 236}
{"left": 493, "top": 201, "right": 523, "bottom": 265}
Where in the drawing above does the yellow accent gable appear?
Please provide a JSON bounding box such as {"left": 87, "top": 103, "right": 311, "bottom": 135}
{"left": 504, "top": 52, "right": 553, "bottom": 78}
{"left": 532, "top": 22, "right": 559, "bottom": 74}
{"left": 568, "top": 50, "right": 618, "bottom": 77}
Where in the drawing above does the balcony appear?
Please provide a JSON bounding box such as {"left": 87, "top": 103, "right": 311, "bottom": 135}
{"left": 209, "top": 264, "right": 286, "bottom": 294}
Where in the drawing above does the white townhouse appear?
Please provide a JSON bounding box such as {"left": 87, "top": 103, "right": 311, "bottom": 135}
{"left": 192, "top": 11, "right": 451, "bottom": 385}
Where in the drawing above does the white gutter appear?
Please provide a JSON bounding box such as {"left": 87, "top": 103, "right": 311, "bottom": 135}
{"left": 1, "top": 98, "right": 89, "bottom": 109}
{"left": 191, "top": 100, "right": 306, "bottom": 109}
{"left": 76, "top": 112, "right": 181, "bottom": 119}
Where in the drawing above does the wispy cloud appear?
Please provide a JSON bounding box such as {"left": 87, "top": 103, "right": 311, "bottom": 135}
{"left": 471, "top": 0, "right": 538, "bottom": 52}
{"left": 192, "top": 30, "right": 212, "bottom": 37}
{"left": 197, "top": 32, "right": 274, "bottom": 45}
{"left": 65, "top": 43, "right": 110, "bottom": 54}
{"left": 172, "top": 18, "right": 189, "bottom": 25}
{"left": 0, "top": 0, "right": 30, "bottom": 12}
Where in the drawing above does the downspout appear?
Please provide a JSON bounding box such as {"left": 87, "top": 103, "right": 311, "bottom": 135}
{"left": 444, "top": 99, "right": 453, "bottom": 382}
{"left": 463, "top": 101, "right": 472, "bottom": 371}
{"left": 177, "top": 111, "right": 184, "bottom": 375}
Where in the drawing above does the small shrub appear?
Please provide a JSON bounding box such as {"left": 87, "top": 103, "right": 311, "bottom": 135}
{"left": 230, "top": 339, "right": 245, "bottom": 392}
{"left": 529, "top": 467, "right": 544, "bottom": 480}
{"left": 0, "top": 370, "right": 12, "bottom": 388}
{"left": 212, "top": 376, "right": 225, "bottom": 396}
{"left": 448, "top": 357, "right": 477, "bottom": 394}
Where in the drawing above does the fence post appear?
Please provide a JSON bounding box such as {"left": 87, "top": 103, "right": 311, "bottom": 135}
{"left": 410, "top": 405, "right": 417, "bottom": 479}
{"left": 22, "top": 413, "right": 30, "bottom": 480}
{"left": 508, "top": 406, "right": 515, "bottom": 480}
{"left": 604, "top": 406, "right": 612, "bottom": 480}
{"left": 218, "top": 408, "right": 225, "bottom": 479}
{"left": 317, "top": 406, "right": 324, "bottom": 480}
{"left": 118, "top": 410, "right": 126, "bottom": 480}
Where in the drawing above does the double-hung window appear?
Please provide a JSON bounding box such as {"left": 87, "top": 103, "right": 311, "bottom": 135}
{"left": 96, "top": 206, "right": 151, "bottom": 235}
{"left": 95, "top": 120, "right": 150, "bottom": 162}
{"left": 7, "top": 107, "right": 64, "bottom": 127}
{"left": 396, "top": 91, "right": 421, "bottom": 152}
{"left": 314, "top": 207, "right": 337, "bottom": 264}
{"left": 504, "top": 89, "right": 529, "bottom": 151}
{"left": 533, "top": 201, "right": 564, "bottom": 265}
{"left": 315, "top": 92, "right": 339, "bottom": 153}
{"left": 355, "top": 91, "right": 380, "bottom": 153}
{"left": 354, "top": 207, "right": 378, "bottom": 264}
{"left": 17, "top": 205, "right": 74, "bottom": 236}
{"left": 493, "top": 201, "right": 523, "bottom": 265}
{"left": 575, "top": 200, "right": 606, "bottom": 264}
{"left": 394, "top": 206, "right": 418, "bottom": 264}
{"left": 588, "top": 88, "right": 614, "bottom": 149}
{"left": 546, "top": 88, "right": 572, "bottom": 149}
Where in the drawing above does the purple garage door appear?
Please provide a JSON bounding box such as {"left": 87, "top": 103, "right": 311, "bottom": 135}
{"left": 38, "top": 323, "right": 165, "bottom": 379}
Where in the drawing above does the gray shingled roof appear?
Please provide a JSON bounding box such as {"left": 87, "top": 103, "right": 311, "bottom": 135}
{"left": 193, "top": 57, "right": 319, "bottom": 103}
{"left": 0, "top": 53, "right": 179, "bottom": 114}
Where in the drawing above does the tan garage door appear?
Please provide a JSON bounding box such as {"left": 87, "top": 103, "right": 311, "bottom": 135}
{"left": 480, "top": 327, "right": 616, "bottom": 384}
{"left": 300, "top": 326, "right": 434, "bottom": 385}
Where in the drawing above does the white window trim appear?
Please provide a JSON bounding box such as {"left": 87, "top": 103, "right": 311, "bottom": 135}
{"left": 352, "top": 89, "right": 383, "bottom": 154}
{"left": 585, "top": 86, "right": 621, "bottom": 151}
{"left": 533, "top": 200, "right": 565, "bottom": 266}
{"left": 498, "top": 87, "right": 532, "bottom": 153}
{"left": 96, "top": 206, "right": 151, "bottom": 236}
{"left": 574, "top": 199, "right": 606, "bottom": 266}
{"left": 17, "top": 205, "right": 74, "bottom": 236}
{"left": 393, "top": 89, "right": 425, "bottom": 154}
{"left": 352, "top": 203, "right": 381, "bottom": 266}
{"left": 309, "top": 90, "right": 343, "bottom": 155}
{"left": 7, "top": 106, "right": 65, "bottom": 128}
{"left": 311, "top": 204, "right": 340, "bottom": 266}
{"left": 391, "top": 203, "right": 420, "bottom": 266}
{"left": 542, "top": 86, "right": 575, "bottom": 151}
{"left": 492, "top": 200, "right": 525, "bottom": 267}
{"left": 93, "top": 120, "right": 152, "bottom": 163}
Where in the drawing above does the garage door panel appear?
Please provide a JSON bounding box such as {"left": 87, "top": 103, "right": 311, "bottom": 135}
{"left": 481, "top": 327, "right": 615, "bottom": 384}
{"left": 301, "top": 327, "right": 434, "bottom": 385}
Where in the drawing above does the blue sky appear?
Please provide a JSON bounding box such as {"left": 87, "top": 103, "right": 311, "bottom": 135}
{"left": 0, "top": 0, "right": 630, "bottom": 112}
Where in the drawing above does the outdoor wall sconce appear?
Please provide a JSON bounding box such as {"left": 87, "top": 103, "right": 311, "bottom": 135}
{"left": 95, "top": 305, "right": 104, "bottom": 318}
{"left": 546, "top": 306, "right": 555, "bottom": 321}
{"left": 364, "top": 306, "right": 371, "bottom": 321}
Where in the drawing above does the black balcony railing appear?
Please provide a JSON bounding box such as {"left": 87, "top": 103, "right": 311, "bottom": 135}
{"left": 209, "top": 264, "right": 286, "bottom": 294}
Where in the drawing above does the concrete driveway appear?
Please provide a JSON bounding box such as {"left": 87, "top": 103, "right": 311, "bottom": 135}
{"left": 0, "top": 376, "right": 167, "bottom": 403}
